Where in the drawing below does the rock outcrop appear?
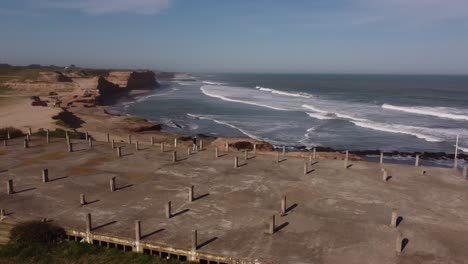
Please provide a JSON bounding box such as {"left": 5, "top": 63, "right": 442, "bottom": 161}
{"left": 106, "top": 71, "right": 159, "bottom": 89}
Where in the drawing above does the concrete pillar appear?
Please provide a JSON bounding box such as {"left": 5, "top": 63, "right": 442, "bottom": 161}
{"left": 135, "top": 141, "right": 139, "bottom": 151}
{"left": 110, "top": 177, "right": 116, "bottom": 192}
{"left": 199, "top": 140, "right": 203, "bottom": 151}
{"left": 215, "top": 147, "right": 218, "bottom": 158}
{"left": 415, "top": 154, "right": 420, "bottom": 167}
{"left": 85, "top": 131, "right": 89, "bottom": 141}
{"left": 281, "top": 196, "right": 286, "bottom": 214}
{"left": 382, "top": 169, "right": 388, "bottom": 182}
{"left": 6, "top": 179, "right": 13, "bottom": 195}
{"left": 344, "top": 150, "right": 349, "bottom": 168}
{"left": 225, "top": 142, "right": 229, "bottom": 152}
{"left": 380, "top": 152, "right": 384, "bottom": 164}
{"left": 80, "top": 194, "right": 86, "bottom": 205}
{"left": 26, "top": 134, "right": 30, "bottom": 141}
{"left": 269, "top": 215, "right": 275, "bottom": 234}
{"left": 174, "top": 138, "right": 177, "bottom": 148}
{"left": 308, "top": 154, "right": 312, "bottom": 165}
{"left": 172, "top": 151, "right": 177, "bottom": 163}
{"left": 150, "top": 136, "right": 154, "bottom": 146}
{"left": 135, "top": 220, "right": 141, "bottom": 243}
{"left": 0, "top": 208, "right": 5, "bottom": 219}
{"left": 65, "top": 131, "right": 69, "bottom": 141}
{"left": 187, "top": 147, "right": 191, "bottom": 156}
{"left": 160, "top": 142, "right": 165, "bottom": 153}
{"left": 253, "top": 144, "right": 257, "bottom": 154}
{"left": 66, "top": 135, "right": 70, "bottom": 145}
{"left": 106, "top": 133, "right": 110, "bottom": 143}
{"left": 89, "top": 138, "right": 93, "bottom": 148}
{"left": 304, "top": 160, "right": 308, "bottom": 175}
{"left": 116, "top": 147, "right": 121, "bottom": 158}
{"left": 282, "top": 146, "right": 286, "bottom": 156}
{"left": 390, "top": 208, "right": 398, "bottom": 228}
{"left": 46, "top": 129, "right": 50, "bottom": 144}
{"left": 3, "top": 140, "right": 6, "bottom": 147}
{"left": 234, "top": 156, "right": 238, "bottom": 168}
{"left": 24, "top": 139, "right": 29, "bottom": 149}
{"left": 128, "top": 135, "right": 132, "bottom": 145}
{"left": 28, "top": 127, "right": 32, "bottom": 136}
{"left": 395, "top": 231, "right": 402, "bottom": 254}
{"left": 166, "top": 201, "right": 171, "bottom": 218}
{"left": 463, "top": 165, "right": 467, "bottom": 179}
{"left": 85, "top": 213, "right": 92, "bottom": 233}
{"left": 42, "top": 169, "right": 49, "bottom": 183}
{"left": 313, "top": 147, "right": 316, "bottom": 159}
{"left": 111, "top": 139, "right": 115, "bottom": 149}
{"left": 276, "top": 151, "right": 279, "bottom": 163}
{"left": 68, "top": 142, "right": 73, "bottom": 153}
{"left": 189, "top": 185, "right": 194, "bottom": 202}
{"left": 244, "top": 150, "right": 248, "bottom": 161}
{"left": 454, "top": 158, "right": 458, "bottom": 170}
{"left": 7, "top": 131, "right": 10, "bottom": 140}
{"left": 192, "top": 229, "right": 198, "bottom": 251}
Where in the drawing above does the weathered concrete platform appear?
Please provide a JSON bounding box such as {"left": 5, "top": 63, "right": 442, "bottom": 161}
{"left": 1, "top": 136, "right": 468, "bottom": 263}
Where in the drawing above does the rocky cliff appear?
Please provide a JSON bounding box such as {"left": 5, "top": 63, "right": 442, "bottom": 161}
{"left": 106, "top": 71, "right": 159, "bottom": 89}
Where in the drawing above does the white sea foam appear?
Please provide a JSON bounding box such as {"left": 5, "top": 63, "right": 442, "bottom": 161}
{"left": 351, "top": 121, "right": 443, "bottom": 142}
{"left": 255, "top": 86, "right": 313, "bottom": 98}
{"left": 202, "top": 81, "right": 225, "bottom": 85}
{"left": 306, "top": 112, "right": 335, "bottom": 120}
{"left": 302, "top": 104, "right": 368, "bottom": 122}
{"left": 382, "top": 104, "right": 468, "bottom": 121}
{"left": 200, "top": 85, "right": 289, "bottom": 111}
{"left": 187, "top": 113, "right": 263, "bottom": 141}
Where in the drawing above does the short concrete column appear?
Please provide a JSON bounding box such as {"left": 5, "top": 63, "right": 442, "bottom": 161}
{"left": 28, "top": 127, "right": 32, "bottom": 136}
{"left": 390, "top": 208, "right": 398, "bottom": 228}
{"left": 415, "top": 154, "right": 420, "bottom": 167}
{"left": 187, "top": 147, "right": 191, "bottom": 156}
{"left": 6, "top": 179, "right": 13, "bottom": 195}
{"left": 199, "top": 140, "right": 203, "bottom": 151}
{"left": 344, "top": 151, "right": 349, "bottom": 168}
{"left": 225, "top": 142, "right": 229, "bottom": 152}
{"left": 150, "top": 136, "right": 154, "bottom": 146}
{"left": 135, "top": 141, "right": 139, "bottom": 151}
{"left": 454, "top": 158, "right": 458, "bottom": 170}
{"left": 395, "top": 231, "right": 403, "bottom": 254}
{"left": 0, "top": 208, "right": 5, "bottom": 219}
{"left": 276, "top": 151, "right": 280, "bottom": 163}
{"left": 128, "top": 134, "right": 132, "bottom": 144}
{"left": 174, "top": 138, "right": 178, "bottom": 148}
{"left": 215, "top": 147, "right": 219, "bottom": 158}
{"left": 68, "top": 142, "right": 73, "bottom": 153}
{"left": 463, "top": 165, "right": 467, "bottom": 179}
{"left": 42, "top": 169, "right": 49, "bottom": 183}
{"left": 312, "top": 147, "right": 316, "bottom": 159}
{"left": 46, "top": 129, "right": 50, "bottom": 144}
{"left": 380, "top": 152, "right": 384, "bottom": 164}
{"left": 85, "top": 213, "right": 92, "bottom": 233}
{"left": 3, "top": 140, "right": 6, "bottom": 147}
{"left": 269, "top": 215, "right": 276, "bottom": 234}
{"left": 303, "top": 160, "right": 308, "bottom": 175}
{"left": 106, "top": 133, "right": 110, "bottom": 143}
{"left": 172, "top": 151, "right": 177, "bottom": 163}
{"left": 281, "top": 196, "right": 287, "bottom": 214}
{"left": 110, "top": 177, "right": 116, "bottom": 192}
{"left": 382, "top": 169, "right": 388, "bottom": 182}
{"left": 65, "top": 131, "right": 69, "bottom": 141}
{"left": 192, "top": 229, "right": 198, "bottom": 251}
{"left": 308, "top": 154, "right": 312, "bottom": 165}
{"left": 26, "top": 134, "right": 30, "bottom": 141}
{"left": 7, "top": 131, "right": 10, "bottom": 140}
{"left": 24, "top": 139, "right": 29, "bottom": 149}
{"left": 160, "top": 142, "right": 165, "bottom": 153}
{"left": 116, "top": 147, "right": 121, "bottom": 158}
{"left": 80, "top": 194, "right": 86, "bottom": 205}
{"left": 189, "top": 185, "right": 194, "bottom": 202}
{"left": 111, "top": 139, "right": 115, "bottom": 149}
{"left": 135, "top": 220, "right": 141, "bottom": 243}
{"left": 234, "top": 156, "right": 239, "bottom": 168}
{"left": 244, "top": 150, "right": 248, "bottom": 161}
{"left": 282, "top": 146, "right": 286, "bottom": 156}
{"left": 88, "top": 138, "right": 93, "bottom": 148}
{"left": 166, "top": 201, "right": 172, "bottom": 218}
{"left": 253, "top": 144, "right": 257, "bottom": 154}
{"left": 85, "top": 131, "right": 89, "bottom": 141}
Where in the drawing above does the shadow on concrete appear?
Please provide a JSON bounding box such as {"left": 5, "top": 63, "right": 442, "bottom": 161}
{"left": 275, "top": 222, "right": 289, "bottom": 233}
{"left": 217, "top": 154, "right": 227, "bottom": 158}
{"left": 0, "top": 170, "right": 8, "bottom": 173}
{"left": 122, "top": 152, "right": 134, "bottom": 157}
{"left": 401, "top": 238, "right": 409, "bottom": 252}
{"left": 92, "top": 220, "right": 117, "bottom": 231}
{"left": 85, "top": 199, "right": 100, "bottom": 206}
{"left": 197, "top": 237, "right": 218, "bottom": 250}
{"left": 49, "top": 176, "right": 68, "bottom": 182}
{"left": 305, "top": 169, "right": 315, "bottom": 175}
{"left": 247, "top": 156, "right": 256, "bottom": 160}
{"left": 4, "top": 211, "right": 15, "bottom": 216}
{"left": 177, "top": 157, "right": 188, "bottom": 162}
{"left": 172, "top": 208, "right": 190, "bottom": 218}
{"left": 285, "top": 203, "right": 298, "bottom": 214}
{"left": 194, "top": 193, "right": 210, "bottom": 201}
{"left": 142, "top": 228, "right": 165, "bottom": 240}
{"left": 396, "top": 216, "right": 403, "bottom": 227}
{"left": 311, "top": 161, "right": 319, "bottom": 166}
{"left": 116, "top": 184, "right": 133, "bottom": 191}
{"left": 346, "top": 164, "right": 353, "bottom": 169}
{"left": 385, "top": 176, "right": 393, "bottom": 181}
{"left": 278, "top": 158, "right": 287, "bottom": 163}
{"left": 14, "top": 187, "right": 36, "bottom": 194}
{"left": 238, "top": 163, "right": 248, "bottom": 168}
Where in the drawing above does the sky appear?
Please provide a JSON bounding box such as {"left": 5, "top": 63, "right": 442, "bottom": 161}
{"left": 1, "top": 0, "right": 468, "bottom": 74}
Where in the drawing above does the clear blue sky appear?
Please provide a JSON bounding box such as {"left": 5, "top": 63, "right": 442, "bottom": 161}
{"left": 1, "top": 0, "right": 468, "bottom": 74}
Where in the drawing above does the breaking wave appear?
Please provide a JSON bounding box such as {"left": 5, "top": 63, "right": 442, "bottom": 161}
{"left": 350, "top": 121, "right": 443, "bottom": 142}
{"left": 302, "top": 104, "right": 368, "bottom": 122}
{"left": 202, "top": 81, "right": 225, "bottom": 85}
{"left": 255, "top": 86, "right": 313, "bottom": 98}
{"left": 382, "top": 104, "right": 468, "bottom": 121}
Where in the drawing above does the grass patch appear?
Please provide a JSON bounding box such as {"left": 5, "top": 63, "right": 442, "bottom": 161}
{"left": 124, "top": 117, "right": 149, "bottom": 123}
{"left": 35, "top": 128, "right": 85, "bottom": 139}
{"left": 0, "top": 127, "right": 24, "bottom": 140}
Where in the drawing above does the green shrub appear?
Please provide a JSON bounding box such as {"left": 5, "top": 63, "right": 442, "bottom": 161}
{"left": 9, "top": 221, "right": 65, "bottom": 247}
{"left": 0, "top": 127, "right": 24, "bottom": 140}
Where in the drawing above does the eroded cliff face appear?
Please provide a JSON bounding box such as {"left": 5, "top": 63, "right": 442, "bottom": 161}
{"left": 106, "top": 71, "right": 159, "bottom": 89}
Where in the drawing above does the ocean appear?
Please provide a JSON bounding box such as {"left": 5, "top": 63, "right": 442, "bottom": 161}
{"left": 121, "top": 73, "right": 468, "bottom": 168}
